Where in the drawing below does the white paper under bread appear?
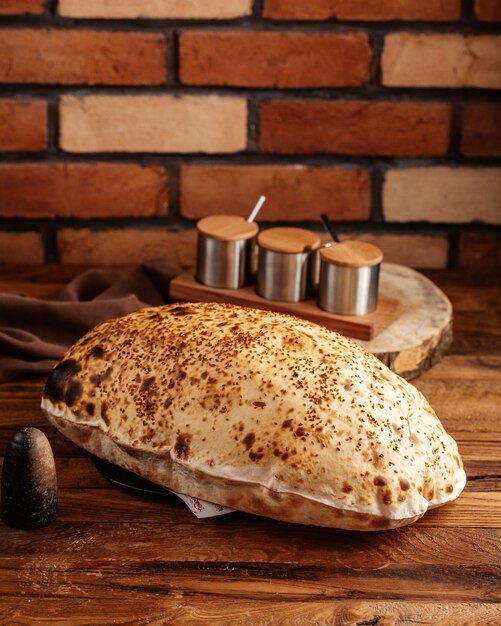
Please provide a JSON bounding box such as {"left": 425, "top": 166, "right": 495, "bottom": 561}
{"left": 41, "top": 302, "right": 466, "bottom": 530}
{"left": 173, "top": 492, "right": 234, "bottom": 518}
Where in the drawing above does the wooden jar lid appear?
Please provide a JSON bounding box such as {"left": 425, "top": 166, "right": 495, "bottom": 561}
{"left": 320, "top": 241, "right": 383, "bottom": 268}
{"left": 258, "top": 227, "right": 321, "bottom": 254}
{"left": 197, "top": 216, "right": 258, "bottom": 241}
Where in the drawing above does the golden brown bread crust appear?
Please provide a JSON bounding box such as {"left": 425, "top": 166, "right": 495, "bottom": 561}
{"left": 41, "top": 302, "right": 466, "bottom": 530}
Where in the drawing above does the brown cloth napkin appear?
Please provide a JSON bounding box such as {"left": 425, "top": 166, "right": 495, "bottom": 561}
{"left": 0, "top": 261, "right": 181, "bottom": 383}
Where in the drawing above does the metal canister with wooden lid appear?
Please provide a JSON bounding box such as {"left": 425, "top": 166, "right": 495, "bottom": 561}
{"left": 318, "top": 240, "right": 383, "bottom": 315}
{"left": 196, "top": 215, "right": 259, "bottom": 289}
{"left": 256, "top": 227, "right": 321, "bottom": 302}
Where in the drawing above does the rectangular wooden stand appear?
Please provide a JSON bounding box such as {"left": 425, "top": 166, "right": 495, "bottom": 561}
{"left": 170, "top": 271, "right": 400, "bottom": 340}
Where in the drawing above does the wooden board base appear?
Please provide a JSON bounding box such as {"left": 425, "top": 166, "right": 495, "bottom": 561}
{"left": 170, "top": 271, "right": 400, "bottom": 340}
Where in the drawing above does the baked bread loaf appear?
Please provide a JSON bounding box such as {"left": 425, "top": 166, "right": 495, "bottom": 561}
{"left": 41, "top": 302, "right": 465, "bottom": 530}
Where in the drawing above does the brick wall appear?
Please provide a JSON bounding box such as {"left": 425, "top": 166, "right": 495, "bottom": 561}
{"left": 0, "top": 1, "right": 500, "bottom": 270}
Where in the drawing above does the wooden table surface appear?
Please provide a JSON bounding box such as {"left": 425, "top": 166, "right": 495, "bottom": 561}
{"left": 0, "top": 265, "right": 500, "bottom": 625}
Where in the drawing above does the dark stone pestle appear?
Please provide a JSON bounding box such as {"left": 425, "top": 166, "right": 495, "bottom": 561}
{"left": 1, "top": 427, "right": 58, "bottom": 530}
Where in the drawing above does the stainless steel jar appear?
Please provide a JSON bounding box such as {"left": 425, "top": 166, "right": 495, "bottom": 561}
{"left": 318, "top": 241, "right": 383, "bottom": 315}
{"left": 196, "top": 215, "right": 258, "bottom": 289}
{"left": 256, "top": 227, "right": 321, "bottom": 302}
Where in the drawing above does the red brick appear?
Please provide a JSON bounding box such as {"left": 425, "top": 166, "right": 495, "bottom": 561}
{"left": 0, "top": 29, "right": 166, "bottom": 85}
{"left": 0, "top": 0, "right": 44, "bottom": 14}
{"left": 462, "top": 104, "right": 501, "bottom": 156}
{"left": 57, "top": 229, "right": 196, "bottom": 267}
{"left": 179, "top": 31, "right": 370, "bottom": 88}
{"left": 0, "top": 232, "right": 44, "bottom": 263}
{"left": 0, "top": 99, "right": 47, "bottom": 152}
{"left": 459, "top": 234, "right": 501, "bottom": 270}
{"left": 263, "top": 0, "right": 460, "bottom": 21}
{"left": 260, "top": 101, "right": 451, "bottom": 156}
{"left": 475, "top": 0, "right": 501, "bottom": 21}
{"left": 0, "top": 164, "right": 168, "bottom": 218}
{"left": 181, "top": 165, "right": 370, "bottom": 221}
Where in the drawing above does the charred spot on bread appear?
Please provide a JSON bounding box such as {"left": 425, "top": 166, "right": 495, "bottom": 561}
{"left": 174, "top": 434, "right": 191, "bottom": 459}
{"left": 243, "top": 433, "right": 256, "bottom": 450}
{"left": 399, "top": 478, "right": 410, "bottom": 491}
{"left": 44, "top": 359, "right": 81, "bottom": 402}
{"left": 170, "top": 306, "right": 192, "bottom": 316}
{"left": 381, "top": 489, "right": 393, "bottom": 505}
{"left": 249, "top": 450, "right": 265, "bottom": 461}
{"left": 140, "top": 377, "right": 156, "bottom": 392}
{"left": 101, "top": 401, "right": 110, "bottom": 426}
{"left": 64, "top": 380, "right": 83, "bottom": 407}
{"left": 89, "top": 367, "right": 113, "bottom": 388}
{"left": 89, "top": 345, "right": 106, "bottom": 359}
{"left": 295, "top": 426, "right": 308, "bottom": 438}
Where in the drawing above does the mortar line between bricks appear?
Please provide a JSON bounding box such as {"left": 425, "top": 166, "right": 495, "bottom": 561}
{"left": 449, "top": 101, "right": 463, "bottom": 158}
{"left": 1, "top": 218, "right": 500, "bottom": 235}
{"left": 1, "top": 18, "right": 501, "bottom": 35}
{"left": 46, "top": 96, "right": 58, "bottom": 156}
{"left": 448, "top": 229, "right": 461, "bottom": 270}
{"left": 169, "top": 30, "right": 180, "bottom": 85}
{"left": 461, "top": 0, "right": 476, "bottom": 21}
{"left": 370, "top": 166, "right": 384, "bottom": 223}
{"left": 252, "top": 0, "right": 264, "bottom": 20}
{"left": 2, "top": 85, "right": 501, "bottom": 101}
{"left": 1, "top": 153, "right": 500, "bottom": 167}
{"left": 45, "top": 0, "right": 58, "bottom": 17}
{"left": 247, "top": 98, "right": 260, "bottom": 152}
{"left": 368, "top": 32, "right": 384, "bottom": 87}
{"left": 167, "top": 163, "right": 181, "bottom": 219}
{"left": 41, "top": 224, "right": 58, "bottom": 263}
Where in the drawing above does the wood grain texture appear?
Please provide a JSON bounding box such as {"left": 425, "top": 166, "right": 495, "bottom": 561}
{"left": 197, "top": 215, "right": 258, "bottom": 241}
{"left": 32, "top": 489, "right": 497, "bottom": 528}
{"left": 320, "top": 240, "right": 383, "bottom": 267}
{"left": 257, "top": 227, "right": 321, "bottom": 253}
{"left": 1, "top": 599, "right": 500, "bottom": 626}
{"left": 0, "top": 281, "right": 63, "bottom": 299}
{"left": 0, "top": 265, "right": 500, "bottom": 623}
{"left": 2, "top": 523, "right": 500, "bottom": 565}
{"left": 0, "top": 560, "right": 499, "bottom": 602}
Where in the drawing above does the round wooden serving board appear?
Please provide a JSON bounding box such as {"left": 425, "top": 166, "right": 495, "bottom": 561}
{"left": 356, "top": 263, "right": 453, "bottom": 380}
